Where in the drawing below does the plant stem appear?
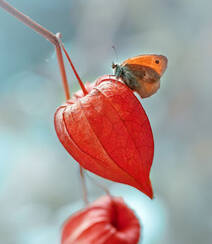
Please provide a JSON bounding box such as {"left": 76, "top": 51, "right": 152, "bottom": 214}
{"left": 80, "top": 166, "right": 89, "bottom": 205}
{"left": 61, "top": 44, "right": 88, "bottom": 96}
{"left": 85, "top": 172, "right": 111, "bottom": 196}
{"left": 55, "top": 33, "right": 70, "bottom": 100}
{"left": 0, "top": 0, "right": 70, "bottom": 100}
{"left": 0, "top": 0, "right": 90, "bottom": 205}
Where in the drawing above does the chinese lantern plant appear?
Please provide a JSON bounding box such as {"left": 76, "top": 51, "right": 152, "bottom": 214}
{"left": 61, "top": 195, "right": 141, "bottom": 244}
{"left": 54, "top": 47, "right": 167, "bottom": 198}
{"left": 0, "top": 1, "right": 168, "bottom": 198}
{"left": 0, "top": 1, "right": 168, "bottom": 243}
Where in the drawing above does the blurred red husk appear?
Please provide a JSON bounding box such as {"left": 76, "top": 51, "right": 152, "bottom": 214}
{"left": 54, "top": 75, "right": 154, "bottom": 198}
{"left": 61, "top": 195, "right": 141, "bottom": 244}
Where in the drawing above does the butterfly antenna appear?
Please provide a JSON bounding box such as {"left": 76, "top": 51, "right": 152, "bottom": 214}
{"left": 112, "top": 45, "right": 119, "bottom": 64}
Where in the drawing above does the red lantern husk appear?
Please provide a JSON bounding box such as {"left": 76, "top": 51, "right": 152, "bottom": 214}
{"left": 54, "top": 75, "right": 154, "bottom": 198}
{"left": 61, "top": 195, "right": 141, "bottom": 244}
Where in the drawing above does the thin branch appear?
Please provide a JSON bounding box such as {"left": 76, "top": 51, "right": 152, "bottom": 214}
{"left": 0, "top": 0, "right": 92, "bottom": 205}
{"left": 0, "top": 0, "right": 70, "bottom": 100}
{"left": 80, "top": 166, "right": 89, "bottom": 205}
{"left": 56, "top": 33, "right": 70, "bottom": 100}
{"left": 61, "top": 44, "right": 88, "bottom": 96}
{"left": 85, "top": 172, "right": 111, "bottom": 196}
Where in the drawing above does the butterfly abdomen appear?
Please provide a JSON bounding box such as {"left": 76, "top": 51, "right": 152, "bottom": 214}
{"left": 114, "top": 64, "right": 140, "bottom": 90}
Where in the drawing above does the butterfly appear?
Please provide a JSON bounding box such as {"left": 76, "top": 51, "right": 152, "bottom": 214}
{"left": 112, "top": 54, "right": 168, "bottom": 98}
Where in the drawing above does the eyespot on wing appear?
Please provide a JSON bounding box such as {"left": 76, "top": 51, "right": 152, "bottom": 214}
{"left": 121, "top": 54, "right": 168, "bottom": 77}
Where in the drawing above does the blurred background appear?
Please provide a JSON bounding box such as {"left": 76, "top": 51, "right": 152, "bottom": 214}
{"left": 0, "top": 0, "right": 211, "bottom": 243}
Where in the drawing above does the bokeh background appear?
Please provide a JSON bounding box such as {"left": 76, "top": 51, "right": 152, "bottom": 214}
{"left": 0, "top": 0, "right": 211, "bottom": 243}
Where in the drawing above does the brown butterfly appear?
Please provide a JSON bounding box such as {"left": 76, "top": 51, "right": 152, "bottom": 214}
{"left": 112, "top": 54, "right": 168, "bottom": 98}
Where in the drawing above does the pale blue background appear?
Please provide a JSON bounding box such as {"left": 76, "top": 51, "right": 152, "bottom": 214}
{"left": 0, "top": 0, "right": 212, "bottom": 243}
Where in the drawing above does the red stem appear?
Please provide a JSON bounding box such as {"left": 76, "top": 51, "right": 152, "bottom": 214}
{"left": 86, "top": 172, "right": 111, "bottom": 196}
{"left": 61, "top": 44, "right": 88, "bottom": 96}
{"left": 0, "top": 0, "right": 70, "bottom": 100}
{"left": 55, "top": 33, "right": 70, "bottom": 100}
{"left": 80, "top": 166, "right": 89, "bottom": 205}
{"left": 0, "top": 0, "right": 91, "bottom": 204}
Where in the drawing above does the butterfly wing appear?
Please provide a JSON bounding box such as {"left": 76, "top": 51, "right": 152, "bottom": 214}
{"left": 121, "top": 54, "right": 168, "bottom": 77}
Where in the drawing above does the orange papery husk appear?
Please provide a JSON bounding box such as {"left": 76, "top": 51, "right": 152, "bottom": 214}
{"left": 54, "top": 75, "right": 154, "bottom": 198}
{"left": 61, "top": 195, "right": 141, "bottom": 244}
